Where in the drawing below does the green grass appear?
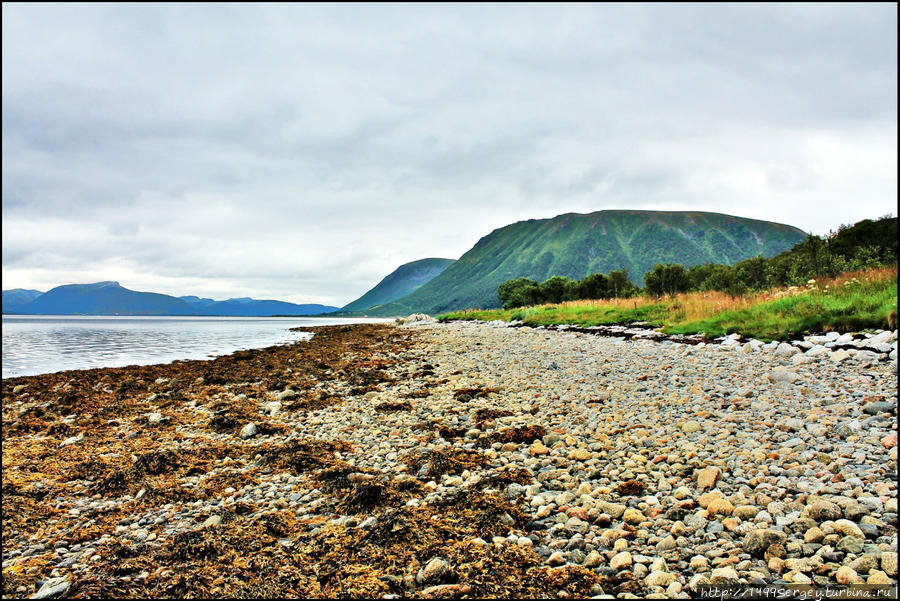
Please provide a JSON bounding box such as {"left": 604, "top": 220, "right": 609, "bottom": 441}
{"left": 439, "top": 268, "right": 898, "bottom": 342}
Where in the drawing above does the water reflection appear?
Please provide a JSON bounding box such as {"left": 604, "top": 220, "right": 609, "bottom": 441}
{"left": 2, "top": 315, "right": 390, "bottom": 378}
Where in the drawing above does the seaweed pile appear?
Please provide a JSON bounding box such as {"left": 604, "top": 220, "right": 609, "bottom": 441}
{"left": 2, "top": 324, "right": 617, "bottom": 598}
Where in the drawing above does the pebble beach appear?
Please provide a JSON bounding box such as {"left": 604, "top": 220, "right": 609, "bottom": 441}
{"left": 2, "top": 320, "right": 897, "bottom": 598}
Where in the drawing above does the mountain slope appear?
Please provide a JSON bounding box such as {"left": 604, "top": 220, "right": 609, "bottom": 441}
{"left": 370, "top": 210, "right": 806, "bottom": 315}
{"left": 15, "top": 282, "right": 197, "bottom": 315}
{"left": 338, "top": 258, "right": 455, "bottom": 314}
{"left": 2, "top": 289, "right": 44, "bottom": 313}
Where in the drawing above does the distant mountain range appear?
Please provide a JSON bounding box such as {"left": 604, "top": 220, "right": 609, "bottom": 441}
{"left": 353, "top": 210, "right": 807, "bottom": 316}
{"left": 4, "top": 210, "right": 809, "bottom": 318}
{"left": 337, "top": 258, "right": 455, "bottom": 315}
{"left": 2, "top": 282, "right": 337, "bottom": 316}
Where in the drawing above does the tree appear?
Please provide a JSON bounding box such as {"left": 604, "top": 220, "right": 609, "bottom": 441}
{"left": 608, "top": 269, "right": 637, "bottom": 298}
{"left": 687, "top": 263, "right": 719, "bottom": 291}
{"left": 733, "top": 256, "right": 768, "bottom": 290}
{"left": 497, "top": 278, "right": 540, "bottom": 309}
{"left": 539, "top": 276, "right": 577, "bottom": 304}
{"left": 575, "top": 272, "right": 609, "bottom": 300}
{"left": 644, "top": 263, "right": 690, "bottom": 297}
{"left": 801, "top": 234, "right": 827, "bottom": 277}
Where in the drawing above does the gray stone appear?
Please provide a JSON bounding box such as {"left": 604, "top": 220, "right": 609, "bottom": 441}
{"left": 775, "top": 343, "right": 800, "bottom": 357}
{"left": 30, "top": 578, "right": 70, "bottom": 599}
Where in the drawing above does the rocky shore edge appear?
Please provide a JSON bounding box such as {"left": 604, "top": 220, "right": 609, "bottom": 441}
{"left": 3, "top": 319, "right": 897, "bottom": 598}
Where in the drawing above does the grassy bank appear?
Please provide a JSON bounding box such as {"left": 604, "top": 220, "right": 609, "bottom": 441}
{"left": 439, "top": 267, "right": 898, "bottom": 341}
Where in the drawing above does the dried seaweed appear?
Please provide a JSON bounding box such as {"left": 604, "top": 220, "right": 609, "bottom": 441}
{"left": 453, "top": 387, "right": 498, "bottom": 402}
{"left": 1, "top": 323, "right": 648, "bottom": 599}
{"left": 404, "top": 447, "right": 488, "bottom": 478}
{"left": 616, "top": 479, "right": 645, "bottom": 496}
{"left": 476, "top": 424, "right": 547, "bottom": 448}
{"left": 374, "top": 400, "right": 413, "bottom": 412}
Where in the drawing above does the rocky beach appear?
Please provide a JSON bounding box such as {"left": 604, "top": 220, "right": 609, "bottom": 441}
{"left": 2, "top": 320, "right": 897, "bottom": 599}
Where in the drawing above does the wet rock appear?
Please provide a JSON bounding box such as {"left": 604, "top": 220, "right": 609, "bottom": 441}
{"left": 417, "top": 557, "right": 449, "bottom": 583}
{"left": 547, "top": 551, "right": 566, "bottom": 566}
{"left": 623, "top": 508, "right": 645, "bottom": 524}
{"left": 30, "top": 577, "right": 70, "bottom": 599}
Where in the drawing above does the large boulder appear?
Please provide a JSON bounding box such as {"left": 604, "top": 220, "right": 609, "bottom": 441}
{"left": 743, "top": 529, "right": 788, "bottom": 557}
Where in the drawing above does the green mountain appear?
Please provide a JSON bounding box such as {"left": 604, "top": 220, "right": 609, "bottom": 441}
{"left": 370, "top": 210, "right": 806, "bottom": 315}
{"left": 338, "top": 258, "right": 455, "bottom": 314}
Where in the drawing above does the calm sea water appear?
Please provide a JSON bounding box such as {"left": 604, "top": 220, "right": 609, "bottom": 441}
{"left": 1, "top": 315, "right": 392, "bottom": 378}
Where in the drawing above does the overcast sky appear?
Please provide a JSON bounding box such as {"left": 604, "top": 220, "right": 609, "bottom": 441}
{"left": 3, "top": 3, "right": 897, "bottom": 305}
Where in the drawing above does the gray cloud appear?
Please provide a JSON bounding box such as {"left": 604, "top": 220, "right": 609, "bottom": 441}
{"left": 2, "top": 3, "right": 896, "bottom": 304}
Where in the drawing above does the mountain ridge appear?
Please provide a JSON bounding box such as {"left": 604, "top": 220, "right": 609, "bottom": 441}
{"left": 365, "top": 210, "right": 807, "bottom": 315}
{"left": 337, "top": 258, "right": 455, "bottom": 315}
{"left": 3, "top": 282, "right": 338, "bottom": 316}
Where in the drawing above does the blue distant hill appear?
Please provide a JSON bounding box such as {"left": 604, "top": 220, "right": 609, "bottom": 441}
{"left": 2, "top": 282, "right": 338, "bottom": 316}
{"left": 179, "top": 295, "right": 338, "bottom": 316}
{"left": 2, "top": 288, "right": 44, "bottom": 313}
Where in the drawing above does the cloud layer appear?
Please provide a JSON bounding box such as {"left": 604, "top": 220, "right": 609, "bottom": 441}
{"left": 3, "top": 3, "right": 896, "bottom": 304}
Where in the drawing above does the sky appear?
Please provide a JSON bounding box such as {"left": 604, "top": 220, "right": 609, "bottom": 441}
{"left": 2, "top": 3, "right": 897, "bottom": 306}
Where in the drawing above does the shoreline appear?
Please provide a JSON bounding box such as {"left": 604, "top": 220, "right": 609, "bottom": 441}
{"left": 1, "top": 316, "right": 394, "bottom": 380}
{"left": 3, "top": 321, "right": 897, "bottom": 598}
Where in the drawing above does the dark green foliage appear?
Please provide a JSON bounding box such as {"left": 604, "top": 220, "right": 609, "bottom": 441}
{"left": 644, "top": 263, "right": 691, "bottom": 297}
{"left": 500, "top": 269, "right": 639, "bottom": 308}
{"left": 538, "top": 276, "right": 577, "bottom": 304}
{"left": 733, "top": 256, "right": 768, "bottom": 291}
{"left": 733, "top": 215, "right": 898, "bottom": 290}
{"left": 826, "top": 217, "right": 898, "bottom": 263}
{"left": 575, "top": 273, "right": 609, "bottom": 300}
{"left": 607, "top": 269, "right": 638, "bottom": 298}
{"left": 498, "top": 278, "right": 542, "bottom": 309}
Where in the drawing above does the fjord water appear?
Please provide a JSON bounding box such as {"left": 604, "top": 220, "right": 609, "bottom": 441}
{"left": 1, "top": 315, "right": 391, "bottom": 378}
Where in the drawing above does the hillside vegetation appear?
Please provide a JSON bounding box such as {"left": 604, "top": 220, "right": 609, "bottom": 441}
{"left": 441, "top": 216, "right": 899, "bottom": 341}
{"left": 494, "top": 217, "right": 897, "bottom": 308}
{"left": 338, "top": 258, "right": 455, "bottom": 314}
{"left": 367, "top": 210, "right": 805, "bottom": 315}
{"left": 441, "top": 267, "right": 897, "bottom": 341}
